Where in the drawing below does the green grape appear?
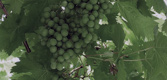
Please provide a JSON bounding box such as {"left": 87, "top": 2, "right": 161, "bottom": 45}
{"left": 61, "top": 29, "right": 68, "bottom": 37}
{"left": 89, "top": 15, "right": 95, "bottom": 20}
{"left": 43, "top": 12, "right": 50, "bottom": 18}
{"left": 52, "top": 75, "right": 59, "bottom": 80}
{"left": 44, "top": 7, "right": 51, "bottom": 12}
{"left": 83, "top": 9, "right": 89, "bottom": 14}
{"left": 50, "top": 38, "right": 57, "bottom": 46}
{"left": 88, "top": 27, "right": 94, "bottom": 32}
{"left": 65, "top": 7, "right": 70, "bottom": 13}
{"left": 88, "top": 21, "right": 94, "bottom": 27}
{"left": 86, "top": 3, "right": 93, "bottom": 11}
{"left": 84, "top": 38, "right": 90, "bottom": 44}
{"left": 70, "top": 10, "right": 75, "bottom": 15}
{"left": 82, "top": 29, "right": 88, "bottom": 37}
{"left": 54, "top": 33, "right": 62, "bottom": 41}
{"left": 54, "top": 53, "right": 59, "bottom": 58}
{"left": 70, "top": 22, "right": 76, "bottom": 28}
{"left": 92, "top": 11, "right": 98, "bottom": 17}
{"left": 74, "top": 48, "right": 81, "bottom": 54}
{"left": 105, "top": 9, "right": 111, "bottom": 14}
{"left": 99, "top": 9, "right": 104, "bottom": 13}
{"left": 58, "top": 56, "right": 64, "bottom": 62}
{"left": 59, "top": 19, "right": 65, "bottom": 25}
{"left": 61, "top": 1, "right": 68, "bottom": 7}
{"left": 62, "top": 61, "right": 68, "bottom": 67}
{"left": 74, "top": 40, "right": 83, "bottom": 48}
{"left": 105, "top": 0, "right": 110, "bottom": 2}
{"left": 48, "top": 20, "right": 54, "bottom": 27}
{"left": 62, "top": 44, "right": 67, "bottom": 49}
{"left": 92, "top": 33, "right": 98, "bottom": 41}
{"left": 93, "top": 5, "right": 99, "bottom": 10}
{"left": 49, "top": 29, "right": 55, "bottom": 35}
{"left": 90, "top": 0, "right": 97, "bottom": 4}
{"left": 99, "top": 0, "right": 105, "bottom": 3}
{"left": 54, "top": 17, "right": 59, "bottom": 23}
{"left": 45, "top": 19, "right": 50, "bottom": 23}
{"left": 51, "top": 61, "right": 57, "bottom": 69}
{"left": 101, "top": 3, "right": 108, "bottom": 9}
{"left": 77, "top": 28, "right": 82, "bottom": 33}
{"left": 62, "top": 37, "right": 68, "bottom": 42}
{"left": 82, "top": 17, "right": 89, "bottom": 24}
{"left": 62, "top": 24, "right": 69, "bottom": 30}
{"left": 57, "top": 41, "right": 62, "bottom": 47}
{"left": 59, "top": 14, "right": 65, "bottom": 19}
{"left": 73, "top": 0, "right": 81, "bottom": 4}
{"left": 56, "top": 26, "right": 61, "bottom": 32}
{"left": 57, "top": 63, "right": 63, "bottom": 71}
{"left": 72, "top": 35, "right": 79, "bottom": 42}
{"left": 58, "top": 49, "right": 64, "bottom": 55}
{"left": 68, "top": 50, "right": 74, "bottom": 57}
{"left": 63, "top": 53, "right": 70, "bottom": 60}
{"left": 50, "top": 46, "right": 57, "bottom": 53}
{"left": 86, "top": 33, "right": 93, "bottom": 40}
{"left": 81, "top": 3, "right": 86, "bottom": 8}
{"left": 41, "top": 28, "right": 48, "bottom": 37}
{"left": 66, "top": 41, "right": 73, "bottom": 48}
{"left": 46, "top": 41, "right": 50, "bottom": 47}
{"left": 51, "top": 11, "right": 56, "bottom": 18}
{"left": 41, "top": 18, "right": 45, "bottom": 23}
{"left": 98, "top": 13, "right": 104, "bottom": 19}
{"left": 94, "top": 23, "right": 100, "bottom": 29}
{"left": 68, "top": 3, "right": 74, "bottom": 9}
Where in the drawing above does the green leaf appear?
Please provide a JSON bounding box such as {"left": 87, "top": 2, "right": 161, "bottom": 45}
{"left": 137, "top": 0, "right": 152, "bottom": 17}
{"left": 117, "top": 60, "right": 127, "bottom": 80}
{"left": 145, "top": 0, "right": 167, "bottom": 13}
{"left": 162, "top": 20, "right": 167, "bottom": 34}
{"left": 0, "top": 51, "right": 9, "bottom": 60}
{"left": 117, "top": 1, "right": 157, "bottom": 40}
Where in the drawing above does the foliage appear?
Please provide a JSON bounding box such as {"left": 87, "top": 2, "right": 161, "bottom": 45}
{"left": 0, "top": 0, "right": 167, "bottom": 80}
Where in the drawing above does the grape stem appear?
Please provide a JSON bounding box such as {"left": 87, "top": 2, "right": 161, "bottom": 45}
{"left": 0, "top": 0, "right": 8, "bottom": 18}
{"left": 69, "top": 65, "right": 83, "bottom": 75}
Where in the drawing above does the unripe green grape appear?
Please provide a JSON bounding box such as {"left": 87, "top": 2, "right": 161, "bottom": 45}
{"left": 74, "top": 48, "right": 81, "bottom": 54}
{"left": 86, "top": 33, "right": 93, "bottom": 40}
{"left": 41, "top": 41, "right": 46, "bottom": 46}
{"left": 99, "top": 9, "right": 104, "bottom": 13}
{"left": 63, "top": 53, "right": 70, "bottom": 60}
{"left": 59, "top": 19, "right": 65, "bottom": 25}
{"left": 94, "top": 23, "right": 100, "bottom": 29}
{"left": 82, "top": 17, "right": 89, "bottom": 24}
{"left": 90, "top": 0, "right": 97, "bottom": 4}
{"left": 44, "top": 7, "right": 51, "bottom": 12}
{"left": 98, "top": 13, "right": 104, "bottom": 19}
{"left": 83, "top": 9, "right": 89, "bottom": 14}
{"left": 50, "top": 46, "right": 57, "bottom": 53}
{"left": 48, "top": 20, "right": 54, "bottom": 27}
{"left": 101, "top": 3, "right": 108, "bottom": 9}
{"left": 73, "top": 0, "right": 81, "bottom": 4}
{"left": 57, "top": 63, "right": 63, "bottom": 71}
{"left": 105, "top": 0, "right": 110, "bottom": 2}
{"left": 88, "top": 27, "right": 94, "bottom": 32}
{"left": 45, "top": 19, "right": 50, "bottom": 24}
{"left": 62, "top": 24, "right": 69, "bottom": 30}
{"left": 51, "top": 11, "right": 56, "bottom": 18}
{"left": 58, "top": 49, "right": 64, "bottom": 55}
{"left": 82, "top": 29, "right": 88, "bottom": 37}
{"left": 62, "top": 44, "right": 67, "bottom": 49}
{"left": 62, "top": 61, "right": 68, "bottom": 67}
{"left": 84, "top": 38, "right": 90, "bottom": 44}
{"left": 51, "top": 61, "right": 57, "bottom": 69}
{"left": 61, "top": 1, "right": 68, "bottom": 7}
{"left": 81, "top": 3, "right": 86, "bottom": 8}
{"left": 50, "top": 38, "right": 57, "bottom": 46}
{"left": 58, "top": 78, "right": 64, "bottom": 80}
{"left": 66, "top": 41, "right": 73, "bottom": 48}
{"left": 92, "top": 11, "right": 98, "bottom": 17}
{"left": 54, "top": 53, "right": 58, "bottom": 58}
{"left": 86, "top": 3, "right": 93, "bottom": 11}
{"left": 41, "top": 18, "right": 45, "bottom": 23}
{"left": 68, "top": 3, "right": 74, "bottom": 9}
{"left": 70, "top": 22, "right": 76, "bottom": 28}
{"left": 72, "top": 35, "right": 79, "bottom": 42}
{"left": 62, "top": 37, "right": 68, "bottom": 42}
{"left": 92, "top": 33, "right": 98, "bottom": 41}
{"left": 52, "top": 75, "right": 58, "bottom": 80}
{"left": 41, "top": 29, "right": 48, "bottom": 37}
{"left": 93, "top": 5, "right": 99, "bottom": 10}
{"left": 67, "top": 49, "right": 74, "bottom": 56}
{"left": 54, "top": 33, "right": 62, "bottom": 41}
{"left": 61, "top": 29, "right": 68, "bottom": 37}
{"left": 89, "top": 15, "right": 95, "bottom": 20}
{"left": 54, "top": 17, "right": 59, "bottom": 23}
{"left": 70, "top": 10, "right": 75, "bottom": 15}
{"left": 65, "top": 7, "right": 70, "bottom": 13}
{"left": 59, "top": 14, "right": 65, "bottom": 19}
{"left": 74, "top": 40, "right": 83, "bottom": 48}
{"left": 88, "top": 21, "right": 95, "bottom": 27}
{"left": 56, "top": 26, "right": 61, "bottom": 32}
{"left": 57, "top": 41, "right": 62, "bottom": 47}
{"left": 99, "top": 0, "right": 105, "bottom": 3}
{"left": 58, "top": 56, "right": 64, "bottom": 62}
{"left": 43, "top": 12, "right": 50, "bottom": 18}
{"left": 77, "top": 28, "right": 82, "bottom": 33}
{"left": 105, "top": 9, "right": 111, "bottom": 14}
{"left": 49, "top": 29, "right": 55, "bottom": 35}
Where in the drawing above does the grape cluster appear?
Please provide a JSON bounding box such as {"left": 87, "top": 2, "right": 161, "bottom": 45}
{"left": 37, "top": 0, "right": 111, "bottom": 78}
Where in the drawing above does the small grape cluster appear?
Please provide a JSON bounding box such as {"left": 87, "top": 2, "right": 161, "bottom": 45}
{"left": 37, "top": 0, "right": 111, "bottom": 76}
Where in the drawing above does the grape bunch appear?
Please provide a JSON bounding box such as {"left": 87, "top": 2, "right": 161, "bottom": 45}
{"left": 37, "top": 0, "right": 111, "bottom": 79}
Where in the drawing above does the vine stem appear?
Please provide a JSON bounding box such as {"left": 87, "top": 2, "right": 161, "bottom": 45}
{"left": 123, "top": 59, "right": 146, "bottom": 62}
{"left": 0, "top": 0, "right": 8, "bottom": 17}
{"left": 69, "top": 65, "right": 83, "bottom": 75}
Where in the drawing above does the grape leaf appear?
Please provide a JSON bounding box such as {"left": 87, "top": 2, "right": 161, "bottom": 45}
{"left": 162, "top": 20, "right": 167, "bottom": 34}
{"left": 117, "top": 60, "right": 127, "bottom": 80}
{"left": 145, "top": 0, "right": 167, "bottom": 13}
{"left": 0, "top": 51, "right": 8, "bottom": 60}
{"left": 118, "top": 1, "right": 157, "bottom": 40}
{"left": 137, "top": 0, "right": 152, "bottom": 17}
